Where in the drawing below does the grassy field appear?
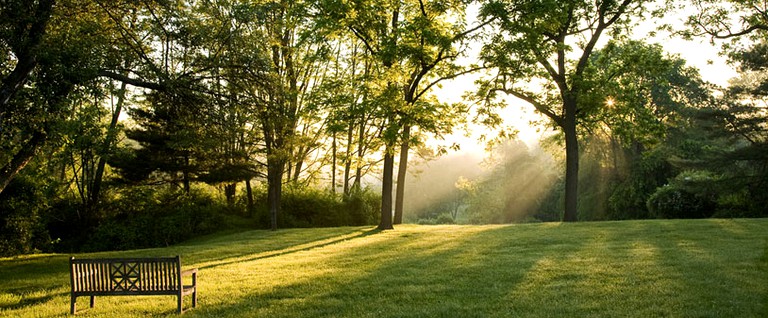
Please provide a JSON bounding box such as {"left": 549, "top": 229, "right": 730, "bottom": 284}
{"left": 1, "top": 219, "right": 767, "bottom": 317}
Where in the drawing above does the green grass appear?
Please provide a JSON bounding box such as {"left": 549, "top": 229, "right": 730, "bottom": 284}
{"left": 1, "top": 219, "right": 767, "bottom": 317}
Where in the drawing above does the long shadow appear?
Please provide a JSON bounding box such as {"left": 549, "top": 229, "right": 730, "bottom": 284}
{"left": 0, "top": 292, "right": 66, "bottom": 311}
{"left": 0, "top": 226, "right": 374, "bottom": 317}
{"left": 192, "top": 223, "right": 594, "bottom": 318}
{"left": 0, "top": 254, "right": 72, "bottom": 294}
{"left": 194, "top": 227, "right": 381, "bottom": 270}
{"left": 637, "top": 219, "right": 768, "bottom": 317}
{"left": 96, "top": 226, "right": 375, "bottom": 270}
{"left": 189, "top": 220, "right": 768, "bottom": 318}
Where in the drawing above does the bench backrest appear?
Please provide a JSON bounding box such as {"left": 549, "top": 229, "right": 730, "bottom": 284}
{"left": 70, "top": 256, "right": 182, "bottom": 294}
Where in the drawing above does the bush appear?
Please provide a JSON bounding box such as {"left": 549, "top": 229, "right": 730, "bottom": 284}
{"left": 81, "top": 186, "right": 223, "bottom": 252}
{"left": 0, "top": 177, "right": 52, "bottom": 256}
{"left": 416, "top": 213, "right": 455, "bottom": 225}
{"left": 608, "top": 150, "right": 673, "bottom": 220}
{"left": 341, "top": 188, "right": 380, "bottom": 226}
{"left": 646, "top": 185, "right": 715, "bottom": 219}
{"left": 280, "top": 186, "right": 338, "bottom": 227}
{"left": 276, "top": 186, "right": 380, "bottom": 228}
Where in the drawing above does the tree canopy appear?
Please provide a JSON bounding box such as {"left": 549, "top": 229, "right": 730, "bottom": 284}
{"left": 1, "top": 0, "right": 767, "bottom": 255}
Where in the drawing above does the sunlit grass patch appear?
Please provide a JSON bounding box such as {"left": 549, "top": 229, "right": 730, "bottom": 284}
{"left": 1, "top": 219, "right": 767, "bottom": 317}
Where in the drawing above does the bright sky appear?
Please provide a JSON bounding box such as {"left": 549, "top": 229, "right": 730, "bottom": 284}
{"left": 433, "top": 3, "right": 739, "bottom": 154}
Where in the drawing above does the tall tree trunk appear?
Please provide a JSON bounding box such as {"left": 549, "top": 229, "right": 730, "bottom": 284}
{"left": 182, "top": 155, "right": 191, "bottom": 194}
{"left": 394, "top": 125, "right": 410, "bottom": 224}
{"left": 267, "top": 158, "right": 285, "bottom": 231}
{"left": 292, "top": 155, "right": 303, "bottom": 183}
{"left": 224, "top": 183, "right": 237, "bottom": 206}
{"left": 353, "top": 116, "right": 366, "bottom": 190}
{"left": 285, "top": 162, "right": 293, "bottom": 183}
{"left": 378, "top": 146, "right": 395, "bottom": 230}
{"left": 0, "top": 57, "right": 38, "bottom": 113}
{"left": 331, "top": 131, "right": 337, "bottom": 193}
{"left": 343, "top": 122, "right": 354, "bottom": 194}
{"left": 563, "top": 100, "right": 579, "bottom": 222}
{"left": 89, "top": 81, "right": 128, "bottom": 207}
{"left": 376, "top": 6, "right": 400, "bottom": 231}
{"left": 245, "top": 178, "right": 254, "bottom": 217}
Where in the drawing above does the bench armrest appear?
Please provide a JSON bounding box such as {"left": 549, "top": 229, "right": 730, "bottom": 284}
{"left": 182, "top": 268, "right": 197, "bottom": 289}
{"left": 182, "top": 268, "right": 198, "bottom": 277}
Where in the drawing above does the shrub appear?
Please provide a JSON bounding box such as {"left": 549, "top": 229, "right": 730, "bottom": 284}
{"left": 416, "top": 213, "right": 455, "bottom": 225}
{"left": 435, "top": 213, "right": 455, "bottom": 224}
{"left": 341, "top": 187, "right": 380, "bottom": 226}
{"left": 0, "top": 177, "right": 52, "bottom": 256}
{"left": 647, "top": 185, "right": 715, "bottom": 219}
{"left": 82, "top": 186, "right": 223, "bottom": 252}
{"left": 277, "top": 186, "right": 380, "bottom": 228}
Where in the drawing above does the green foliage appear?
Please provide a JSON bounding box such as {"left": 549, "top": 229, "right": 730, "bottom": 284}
{"left": 608, "top": 148, "right": 675, "bottom": 220}
{"left": 476, "top": 0, "right": 669, "bottom": 221}
{"left": 646, "top": 171, "right": 720, "bottom": 219}
{"left": 279, "top": 186, "right": 338, "bottom": 228}
{"left": 416, "top": 213, "right": 455, "bottom": 225}
{"left": 257, "top": 186, "right": 380, "bottom": 228}
{"left": 341, "top": 187, "right": 382, "bottom": 226}
{"left": 685, "top": 0, "right": 768, "bottom": 42}
{"left": 0, "top": 177, "right": 52, "bottom": 256}
{"left": 81, "top": 187, "right": 224, "bottom": 252}
{"left": 581, "top": 40, "right": 710, "bottom": 147}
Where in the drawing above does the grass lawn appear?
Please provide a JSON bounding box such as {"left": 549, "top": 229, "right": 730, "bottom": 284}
{"left": 1, "top": 219, "right": 767, "bottom": 317}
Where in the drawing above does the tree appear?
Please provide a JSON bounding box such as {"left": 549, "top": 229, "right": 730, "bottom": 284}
{"left": 113, "top": 89, "right": 206, "bottom": 192}
{"left": 576, "top": 40, "right": 713, "bottom": 219}
{"left": 312, "top": 0, "right": 404, "bottom": 230}
{"left": 391, "top": 1, "right": 489, "bottom": 225}
{"left": 477, "top": 0, "right": 665, "bottom": 221}
{"left": 221, "top": 0, "right": 329, "bottom": 230}
{"left": 0, "top": 0, "right": 57, "bottom": 193}
{"left": 0, "top": 0, "right": 181, "bottom": 196}
{"left": 316, "top": 0, "right": 485, "bottom": 229}
{"left": 684, "top": 0, "right": 768, "bottom": 216}
{"left": 694, "top": 42, "right": 768, "bottom": 216}
{"left": 686, "top": 0, "right": 768, "bottom": 41}
{"left": 309, "top": 40, "right": 383, "bottom": 195}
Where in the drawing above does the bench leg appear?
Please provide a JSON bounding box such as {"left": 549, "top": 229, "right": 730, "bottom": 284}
{"left": 192, "top": 289, "right": 197, "bottom": 308}
{"left": 70, "top": 296, "right": 76, "bottom": 315}
{"left": 178, "top": 294, "right": 183, "bottom": 314}
{"left": 89, "top": 296, "right": 95, "bottom": 308}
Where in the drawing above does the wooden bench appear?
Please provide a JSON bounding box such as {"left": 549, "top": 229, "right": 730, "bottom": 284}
{"left": 69, "top": 256, "right": 197, "bottom": 314}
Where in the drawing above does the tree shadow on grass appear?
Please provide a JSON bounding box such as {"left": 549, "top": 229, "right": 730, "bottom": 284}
{"left": 0, "top": 292, "right": 66, "bottom": 311}
{"left": 189, "top": 220, "right": 768, "bottom": 318}
{"left": 0, "top": 226, "right": 377, "bottom": 317}
{"left": 627, "top": 220, "right": 768, "bottom": 317}
{"left": 192, "top": 224, "right": 591, "bottom": 318}
{"left": 189, "top": 227, "right": 381, "bottom": 271}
